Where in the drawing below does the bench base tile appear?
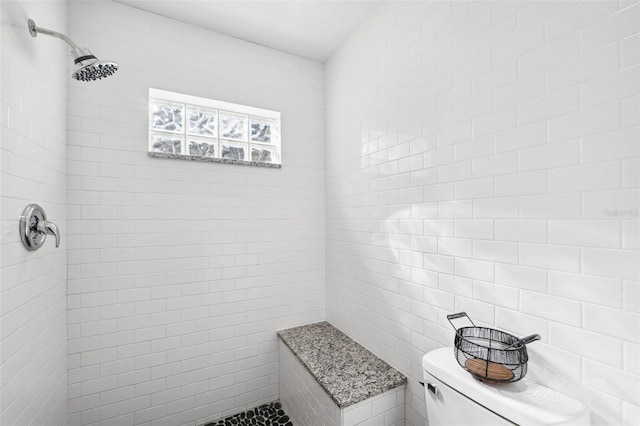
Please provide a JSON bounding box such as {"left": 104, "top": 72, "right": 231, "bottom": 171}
{"left": 279, "top": 341, "right": 404, "bottom": 426}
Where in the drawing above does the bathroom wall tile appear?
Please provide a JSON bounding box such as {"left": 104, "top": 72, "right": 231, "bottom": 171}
{"left": 439, "top": 274, "right": 473, "bottom": 298}
{"left": 453, "top": 53, "right": 492, "bottom": 86}
{"left": 438, "top": 200, "right": 473, "bottom": 218}
{"left": 517, "top": 32, "right": 578, "bottom": 78}
{"left": 519, "top": 87, "right": 579, "bottom": 124}
{"left": 495, "top": 220, "right": 547, "bottom": 243}
{"left": 621, "top": 33, "right": 639, "bottom": 68}
{"left": 546, "top": 43, "right": 619, "bottom": 93}
{"left": 583, "top": 359, "right": 640, "bottom": 403}
{"left": 423, "top": 183, "right": 455, "bottom": 202}
{"left": 622, "top": 281, "right": 640, "bottom": 312}
{"left": 517, "top": 140, "right": 580, "bottom": 172}
{"left": 623, "top": 342, "right": 639, "bottom": 375}
{"left": 582, "top": 248, "right": 640, "bottom": 281}
{"left": 520, "top": 291, "right": 581, "bottom": 327}
{"left": 474, "top": 197, "right": 519, "bottom": 218}
{"left": 454, "top": 177, "right": 493, "bottom": 200}
{"left": 411, "top": 203, "right": 439, "bottom": 219}
{"left": 473, "top": 241, "right": 517, "bottom": 265}
{"left": 423, "top": 287, "right": 455, "bottom": 311}
{"left": 494, "top": 170, "right": 547, "bottom": 197}
{"left": 520, "top": 244, "right": 580, "bottom": 273}
{"left": 472, "top": 61, "right": 517, "bottom": 96}
{"left": 549, "top": 271, "right": 622, "bottom": 308}
{"left": 545, "top": 1, "right": 616, "bottom": 42}
{"left": 548, "top": 161, "right": 621, "bottom": 194}
{"left": 520, "top": 193, "right": 582, "bottom": 219}
{"left": 493, "top": 71, "right": 546, "bottom": 111}
{"left": 495, "top": 308, "right": 548, "bottom": 340}
{"left": 623, "top": 402, "right": 640, "bottom": 426}
{"left": 549, "top": 323, "right": 622, "bottom": 368}
{"left": 437, "top": 237, "right": 472, "bottom": 258}
{"left": 438, "top": 121, "right": 473, "bottom": 147}
{"left": 453, "top": 93, "right": 493, "bottom": 124}
{"left": 455, "top": 257, "right": 494, "bottom": 282}
{"left": 494, "top": 120, "right": 546, "bottom": 153}
{"left": 516, "top": 1, "right": 572, "bottom": 28}
{"left": 423, "top": 253, "right": 454, "bottom": 274}
{"left": 581, "top": 127, "right": 639, "bottom": 163}
{"left": 548, "top": 220, "right": 620, "bottom": 248}
{"left": 423, "top": 146, "right": 454, "bottom": 168}
{"left": 0, "top": 1, "right": 69, "bottom": 424}
{"left": 579, "top": 66, "right": 639, "bottom": 109}
{"left": 411, "top": 299, "right": 439, "bottom": 323}
{"left": 548, "top": 101, "right": 619, "bottom": 143}
{"left": 473, "top": 281, "right": 519, "bottom": 310}
{"left": 528, "top": 344, "right": 582, "bottom": 383}
{"left": 411, "top": 268, "right": 438, "bottom": 288}
{"left": 455, "top": 219, "right": 494, "bottom": 240}
{"left": 583, "top": 304, "right": 640, "bottom": 342}
{"left": 579, "top": 2, "right": 639, "bottom": 51}
{"left": 453, "top": 135, "right": 493, "bottom": 161}
{"left": 472, "top": 151, "right": 518, "bottom": 178}
{"left": 582, "top": 189, "right": 640, "bottom": 219}
{"left": 492, "top": 21, "right": 545, "bottom": 65}
{"left": 438, "top": 81, "right": 472, "bottom": 112}
{"left": 454, "top": 296, "right": 495, "bottom": 324}
{"left": 622, "top": 158, "right": 639, "bottom": 189}
{"left": 411, "top": 236, "right": 438, "bottom": 254}
{"left": 437, "top": 161, "right": 473, "bottom": 184}
{"left": 343, "top": 402, "right": 372, "bottom": 425}
{"left": 399, "top": 250, "right": 424, "bottom": 268}
{"left": 319, "top": 1, "right": 640, "bottom": 424}
{"left": 621, "top": 95, "right": 639, "bottom": 128}
{"left": 64, "top": 1, "right": 325, "bottom": 424}
{"left": 399, "top": 154, "right": 424, "bottom": 173}
{"left": 494, "top": 263, "right": 547, "bottom": 292}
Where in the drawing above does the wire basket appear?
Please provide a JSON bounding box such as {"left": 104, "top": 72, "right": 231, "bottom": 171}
{"left": 447, "top": 312, "right": 538, "bottom": 383}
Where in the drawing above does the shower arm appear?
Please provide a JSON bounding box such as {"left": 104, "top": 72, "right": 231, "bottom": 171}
{"left": 27, "top": 17, "right": 118, "bottom": 82}
{"left": 28, "top": 19, "right": 79, "bottom": 50}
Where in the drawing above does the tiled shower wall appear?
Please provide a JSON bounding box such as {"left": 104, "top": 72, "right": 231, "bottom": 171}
{"left": 325, "top": 1, "right": 639, "bottom": 425}
{"left": 0, "top": 0, "right": 68, "bottom": 425}
{"left": 65, "top": 2, "right": 324, "bottom": 425}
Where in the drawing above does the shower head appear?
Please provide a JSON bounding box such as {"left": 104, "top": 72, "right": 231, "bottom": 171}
{"left": 28, "top": 19, "right": 119, "bottom": 82}
{"left": 70, "top": 47, "right": 119, "bottom": 82}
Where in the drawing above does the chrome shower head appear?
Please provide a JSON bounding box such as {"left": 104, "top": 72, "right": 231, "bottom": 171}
{"left": 28, "top": 19, "right": 119, "bottom": 82}
{"left": 71, "top": 47, "right": 119, "bottom": 82}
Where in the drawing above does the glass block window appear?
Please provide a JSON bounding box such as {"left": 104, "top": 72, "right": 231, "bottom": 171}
{"left": 148, "top": 88, "right": 281, "bottom": 166}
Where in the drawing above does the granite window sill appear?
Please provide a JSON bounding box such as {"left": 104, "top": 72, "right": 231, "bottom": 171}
{"left": 148, "top": 151, "right": 282, "bottom": 168}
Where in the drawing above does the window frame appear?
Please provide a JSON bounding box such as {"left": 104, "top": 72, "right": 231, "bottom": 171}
{"left": 148, "top": 88, "right": 281, "bottom": 167}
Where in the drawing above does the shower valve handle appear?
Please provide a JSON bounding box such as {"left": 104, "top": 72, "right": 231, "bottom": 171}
{"left": 37, "top": 220, "right": 60, "bottom": 248}
{"left": 19, "top": 203, "right": 61, "bottom": 251}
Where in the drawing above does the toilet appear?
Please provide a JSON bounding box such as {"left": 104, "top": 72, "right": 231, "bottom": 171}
{"left": 422, "top": 348, "right": 591, "bottom": 426}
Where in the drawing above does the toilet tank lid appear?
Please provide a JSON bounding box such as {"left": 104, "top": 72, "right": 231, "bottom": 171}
{"left": 422, "top": 348, "right": 590, "bottom": 426}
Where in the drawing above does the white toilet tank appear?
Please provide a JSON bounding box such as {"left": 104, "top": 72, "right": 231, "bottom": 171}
{"left": 422, "top": 348, "right": 590, "bottom": 426}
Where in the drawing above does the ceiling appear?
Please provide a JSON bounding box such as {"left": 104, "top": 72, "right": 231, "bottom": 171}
{"left": 115, "top": 0, "right": 382, "bottom": 62}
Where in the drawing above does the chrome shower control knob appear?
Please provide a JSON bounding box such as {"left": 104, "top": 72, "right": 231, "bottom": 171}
{"left": 19, "top": 203, "right": 61, "bottom": 251}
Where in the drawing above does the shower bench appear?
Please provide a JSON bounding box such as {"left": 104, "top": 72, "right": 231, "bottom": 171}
{"left": 277, "top": 322, "right": 406, "bottom": 426}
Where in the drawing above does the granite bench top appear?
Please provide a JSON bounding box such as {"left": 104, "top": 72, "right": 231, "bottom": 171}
{"left": 277, "top": 321, "right": 407, "bottom": 408}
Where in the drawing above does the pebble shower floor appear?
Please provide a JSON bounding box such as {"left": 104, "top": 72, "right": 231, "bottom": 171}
{"left": 204, "top": 402, "right": 293, "bottom": 426}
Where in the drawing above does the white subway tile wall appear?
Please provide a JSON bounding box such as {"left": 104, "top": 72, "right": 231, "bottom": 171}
{"left": 279, "top": 340, "right": 340, "bottom": 425}
{"left": 342, "top": 387, "right": 404, "bottom": 426}
{"left": 66, "top": 2, "right": 324, "bottom": 425}
{"left": 325, "top": 2, "right": 639, "bottom": 425}
{"left": 0, "top": 1, "right": 68, "bottom": 425}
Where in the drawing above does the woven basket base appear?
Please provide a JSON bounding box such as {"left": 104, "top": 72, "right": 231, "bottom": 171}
{"left": 465, "top": 358, "right": 514, "bottom": 382}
